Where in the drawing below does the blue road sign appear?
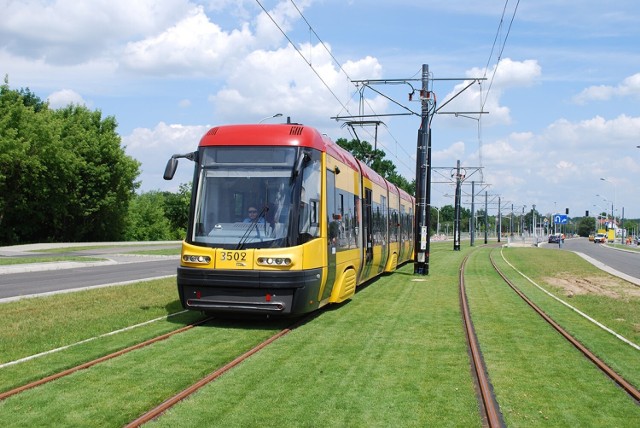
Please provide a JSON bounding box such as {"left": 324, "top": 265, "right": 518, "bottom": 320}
{"left": 554, "top": 214, "right": 568, "bottom": 224}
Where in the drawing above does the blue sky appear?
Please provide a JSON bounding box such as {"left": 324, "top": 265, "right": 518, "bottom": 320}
{"left": 2, "top": 0, "right": 640, "bottom": 220}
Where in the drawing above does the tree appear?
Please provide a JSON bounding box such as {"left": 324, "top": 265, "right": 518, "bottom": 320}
{"left": 335, "top": 138, "right": 414, "bottom": 194}
{"left": 0, "top": 79, "right": 140, "bottom": 244}
{"left": 125, "top": 191, "right": 172, "bottom": 241}
{"left": 577, "top": 216, "right": 596, "bottom": 237}
{"left": 162, "top": 183, "right": 191, "bottom": 238}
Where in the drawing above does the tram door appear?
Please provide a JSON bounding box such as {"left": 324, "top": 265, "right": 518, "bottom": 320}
{"left": 361, "top": 188, "right": 374, "bottom": 279}
{"left": 322, "top": 169, "right": 337, "bottom": 301}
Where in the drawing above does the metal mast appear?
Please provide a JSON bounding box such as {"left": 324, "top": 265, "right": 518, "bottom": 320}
{"left": 414, "top": 64, "right": 431, "bottom": 274}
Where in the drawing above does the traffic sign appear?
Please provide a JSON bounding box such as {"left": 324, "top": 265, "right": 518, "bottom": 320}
{"left": 553, "top": 214, "right": 568, "bottom": 224}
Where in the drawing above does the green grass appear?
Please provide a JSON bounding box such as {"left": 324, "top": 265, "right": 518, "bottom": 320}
{"left": 494, "top": 247, "right": 640, "bottom": 389}
{"left": 151, "top": 243, "right": 482, "bottom": 427}
{"left": 125, "top": 248, "right": 181, "bottom": 256}
{"left": 0, "top": 256, "right": 105, "bottom": 266}
{"left": 1, "top": 242, "right": 638, "bottom": 427}
{"left": 30, "top": 243, "right": 180, "bottom": 254}
{"left": 466, "top": 247, "right": 639, "bottom": 426}
{"left": 608, "top": 243, "right": 640, "bottom": 252}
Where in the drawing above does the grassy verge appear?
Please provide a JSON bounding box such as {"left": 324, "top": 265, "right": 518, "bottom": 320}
{"left": 608, "top": 243, "right": 640, "bottom": 252}
{"left": 1, "top": 242, "right": 484, "bottom": 427}
{"left": 0, "top": 256, "right": 105, "bottom": 266}
{"left": 494, "top": 247, "right": 640, "bottom": 388}
{"left": 466, "top": 247, "right": 639, "bottom": 426}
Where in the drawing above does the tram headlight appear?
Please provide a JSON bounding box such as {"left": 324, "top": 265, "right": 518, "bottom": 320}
{"left": 182, "top": 254, "right": 211, "bottom": 264}
{"left": 257, "top": 257, "right": 292, "bottom": 266}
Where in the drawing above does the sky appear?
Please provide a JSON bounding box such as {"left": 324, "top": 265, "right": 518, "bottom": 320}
{"left": 2, "top": 0, "right": 640, "bottom": 221}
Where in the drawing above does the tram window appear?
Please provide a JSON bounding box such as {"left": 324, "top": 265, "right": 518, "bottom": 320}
{"left": 310, "top": 200, "right": 318, "bottom": 226}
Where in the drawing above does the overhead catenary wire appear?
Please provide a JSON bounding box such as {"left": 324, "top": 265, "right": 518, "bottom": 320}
{"left": 254, "top": 0, "right": 350, "bottom": 116}
{"left": 256, "top": 0, "right": 418, "bottom": 177}
{"left": 481, "top": 0, "right": 521, "bottom": 111}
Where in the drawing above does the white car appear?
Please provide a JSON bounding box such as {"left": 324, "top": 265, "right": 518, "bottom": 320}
{"left": 593, "top": 233, "right": 607, "bottom": 243}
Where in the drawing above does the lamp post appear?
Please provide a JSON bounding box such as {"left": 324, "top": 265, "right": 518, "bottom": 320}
{"left": 600, "top": 178, "right": 618, "bottom": 242}
{"left": 599, "top": 178, "right": 616, "bottom": 222}
{"left": 259, "top": 113, "right": 283, "bottom": 123}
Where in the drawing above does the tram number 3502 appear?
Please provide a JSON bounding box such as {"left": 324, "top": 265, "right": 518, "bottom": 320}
{"left": 219, "top": 251, "right": 247, "bottom": 262}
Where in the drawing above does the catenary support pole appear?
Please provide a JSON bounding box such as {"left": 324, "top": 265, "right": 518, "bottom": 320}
{"left": 414, "top": 64, "right": 431, "bottom": 274}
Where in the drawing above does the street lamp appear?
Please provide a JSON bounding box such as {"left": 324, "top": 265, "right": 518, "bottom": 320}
{"left": 259, "top": 113, "right": 283, "bottom": 123}
{"left": 599, "top": 178, "right": 616, "bottom": 225}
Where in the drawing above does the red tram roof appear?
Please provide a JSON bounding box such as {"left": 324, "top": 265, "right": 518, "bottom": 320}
{"left": 199, "top": 124, "right": 327, "bottom": 150}
{"left": 198, "top": 124, "right": 414, "bottom": 203}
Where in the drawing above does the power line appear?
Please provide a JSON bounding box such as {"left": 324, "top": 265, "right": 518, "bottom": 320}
{"left": 254, "top": 0, "right": 350, "bottom": 115}
{"left": 481, "top": 0, "right": 521, "bottom": 111}
{"left": 283, "top": 0, "right": 417, "bottom": 177}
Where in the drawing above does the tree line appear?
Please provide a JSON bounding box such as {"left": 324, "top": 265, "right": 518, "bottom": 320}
{"left": 0, "top": 78, "right": 189, "bottom": 245}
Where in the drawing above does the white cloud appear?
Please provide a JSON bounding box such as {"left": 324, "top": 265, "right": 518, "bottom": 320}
{"left": 47, "top": 89, "right": 88, "bottom": 109}
{"left": 120, "top": 6, "right": 254, "bottom": 76}
{"left": 210, "top": 42, "right": 385, "bottom": 123}
{"left": 545, "top": 114, "right": 640, "bottom": 150}
{"left": 573, "top": 72, "right": 640, "bottom": 104}
{"left": 123, "top": 122, "right": 210, "bottom": 190}
{"left": 0, "top": 0, "right": 194, "bottom": 65}
{"left": 439, "top": 58, "right": 542, "bottom": 127}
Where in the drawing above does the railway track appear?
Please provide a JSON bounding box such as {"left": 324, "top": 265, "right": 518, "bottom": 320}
{"left": 459, "top": 251, "right": 505, "bottom": 428}
{"left": 125, "top": 314, "right": 314, "bottom": 426}
{"left": 490, "top": 248, "right": 640, "bottom": 403}
{"left": 459, "top": 245, "right": 640, "bottom": 428}
{"left": 0, "top": 317, "right": 214, "bottom": 401}
{"left": 2, "top": 312, "right": 315, "bottom": 426}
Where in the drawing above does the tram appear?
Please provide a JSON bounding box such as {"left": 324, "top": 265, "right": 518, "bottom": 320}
{"left": 163, "top": 123, "right": 415, "bottom": 316}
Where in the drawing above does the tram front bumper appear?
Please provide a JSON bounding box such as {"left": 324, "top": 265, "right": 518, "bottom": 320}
{"left": 177, "top": 266, "right": 323, "bottom": 315}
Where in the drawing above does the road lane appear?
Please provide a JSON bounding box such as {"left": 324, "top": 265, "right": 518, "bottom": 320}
{"left": 0, "top": 258, "right": 178, "bottom": 301}
{"left": 546, "top": 237, "right": 640, "bottom": 282}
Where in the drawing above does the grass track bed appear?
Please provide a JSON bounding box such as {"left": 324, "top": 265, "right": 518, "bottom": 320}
{"left": 1, "top": 242, "right": 638, "bottom": 426}
{"left": 495, "top": 247, "right": 640, "bottom": 388}
{"left": 150, "top": 245, "right": 481, "bottom": 427}
{"left": 465, "top": 247, "right": 639, "bottom": 426}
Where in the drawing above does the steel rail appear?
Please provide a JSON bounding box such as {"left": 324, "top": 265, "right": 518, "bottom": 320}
{"left": 0, "top": 317, "right": 213, "bottom": 401}
{"left": 125, "top": 314, "right": 314, "bottom": 427}
{"left": 459, "top": 253, "right": 505, "bottom": 428}
{"left": 489, "top": 250, "right": 640, "bottom": 403}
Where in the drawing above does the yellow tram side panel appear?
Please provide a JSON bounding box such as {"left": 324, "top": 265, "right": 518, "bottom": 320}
{"left": 329, "top": 249, "right": 361, "bottom": 303}
{"left": 359, "top": 175, "right": 388, "bottom": 284}
{"left": 384, "top": 188, "right": 401, "bottom": 273}
{"left": 324, "top": 154, "right": 363, "bottom": 304}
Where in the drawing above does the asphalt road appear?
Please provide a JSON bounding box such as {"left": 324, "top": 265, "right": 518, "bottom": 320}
{"left": 1, "top": 239, "right": 637, "bottom": 302}
{"left": 0, "top": 259, "right": 178, "bottom": 301}
{"left": 0, "top": 243, "right": 180, "bottom": 302}
{"left": 544, "top": 237, "right": 640, "bottom": 280}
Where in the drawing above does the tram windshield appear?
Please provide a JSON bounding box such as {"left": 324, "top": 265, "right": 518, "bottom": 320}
{"left": 190, "top": 146, "right": 321, "bottom": 249}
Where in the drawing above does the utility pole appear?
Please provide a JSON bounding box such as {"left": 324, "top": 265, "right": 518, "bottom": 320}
{"left": 497, "top": 197, "right": 502, "bottom": 243}
{"left": 414, "top": 64, "right": 431, "bottom": 274}
{"left": 452, "top": 160, "right": 464, "bottom": 251}
{"left": 470, "top": 181, "right": 475, "bottom": 247}
{"left": 333, "top": 66, "right": 486, "bottom": 275}
{"left": 484, "top": 191, "right": 488, "bottom": 244}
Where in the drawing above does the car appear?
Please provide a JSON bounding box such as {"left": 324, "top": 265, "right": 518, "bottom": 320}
{"left": 548, "top": 233, "right": 561, "bottom": 243}
{"left": 588, "top": 233, "right": 595, "bottom": 242}
{"left": 593, "top": 233, "right": 607, "bottom": 243}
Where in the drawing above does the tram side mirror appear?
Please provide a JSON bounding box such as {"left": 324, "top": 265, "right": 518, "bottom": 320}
{"left": 163, "top": 151, "right": 198, "bottom": 180}
{"left": 163, "top": 157, "right": 178, "bottom": 180}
